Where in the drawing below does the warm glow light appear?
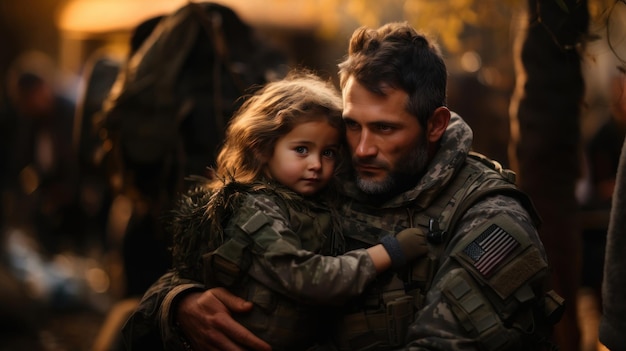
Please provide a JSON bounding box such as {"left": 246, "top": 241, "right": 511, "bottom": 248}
{"left": 460, "top": 50, "right": 481, "bottom": 73}
{"left": 57, "top": 0, "right": 188, "bottom": 33}
{"left": 57, "top": 0, "right": 321, "bottom": 33}
{"left": 86, "top": 267, "right": 110, "bottom": 293}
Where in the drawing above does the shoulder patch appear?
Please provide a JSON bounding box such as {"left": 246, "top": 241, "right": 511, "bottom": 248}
{"left": 461, "top": 223, "right": 520, "bottom": 277}
{"left": 453, "top": 214, "right": 548, "bottom": 299}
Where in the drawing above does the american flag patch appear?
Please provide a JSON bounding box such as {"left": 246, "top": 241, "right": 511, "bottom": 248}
{"left": 462, "top": 224, "right": 519, "bottom": 277}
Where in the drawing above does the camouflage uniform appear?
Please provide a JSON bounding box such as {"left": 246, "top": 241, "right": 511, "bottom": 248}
{"left": 330, "top": 114, "right": 561, "bottom": 350}
{"left": 132, "top": 180, "right": 380, "bottom": 351}
{"left": 122, "top": 114, "right": 561, "bottom": 350}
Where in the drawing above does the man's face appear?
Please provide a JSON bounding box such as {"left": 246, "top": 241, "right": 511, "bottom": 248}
{"left": 342, "top": 76, "right": 429, "bottom": 195}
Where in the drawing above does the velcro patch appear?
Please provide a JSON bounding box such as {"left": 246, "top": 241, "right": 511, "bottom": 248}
{"left": 453, "top": 214, "right": 548, "bottom": 300}
{"left": 489, "top": 246, "right": 547, "bottom": 299}
{"left": 462, "top": 224, "right": 520, "bottom": 277}
{"left": 239, "top": 210, "right": 271, "bottom": 234}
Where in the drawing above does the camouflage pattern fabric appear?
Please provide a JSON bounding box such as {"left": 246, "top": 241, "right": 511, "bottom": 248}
{"left": 165, "top": 179, "right": 380, "bottom": 350}
{"left": 121, "top": 270, "right": 203, "bottom": 350}
{"left": 122, "top": 114, "right": 557, "bottom": 351}
{"left": 332, "top": 114, "right": 555, "bottom": 350}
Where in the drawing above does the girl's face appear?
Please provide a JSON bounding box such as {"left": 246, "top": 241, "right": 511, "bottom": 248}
{"left": 265, "top": 118, "right": 340, "bottom": 196}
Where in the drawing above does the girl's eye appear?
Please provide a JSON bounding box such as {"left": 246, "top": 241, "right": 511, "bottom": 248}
{"left": 323, "top": 149, "right": 337, "bottom": 159}
{"left": 295, "top": 146, "right": 308, "bottom": 154}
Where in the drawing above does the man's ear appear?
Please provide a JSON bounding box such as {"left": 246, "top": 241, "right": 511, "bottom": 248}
{"left": 426, "top": 106, "right": 451, "bottom": 143}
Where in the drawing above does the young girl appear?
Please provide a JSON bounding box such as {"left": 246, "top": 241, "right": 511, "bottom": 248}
{"left": 170, "top": 71, "right": 426, "bottom": 350}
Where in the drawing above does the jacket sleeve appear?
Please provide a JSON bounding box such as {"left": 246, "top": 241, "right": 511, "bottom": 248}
{"left": 121, "top": 270, "right": 204, "bottom": 351}
{"left": 401, "top": 195, "right": 553, "bottom": 351}
{"left": 213, "top": 193, "right": 379, "bottom": 305}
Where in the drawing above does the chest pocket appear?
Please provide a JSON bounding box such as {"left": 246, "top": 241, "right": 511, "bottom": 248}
{"left": 288, "top": 207, "right": 329, "bottom": 253}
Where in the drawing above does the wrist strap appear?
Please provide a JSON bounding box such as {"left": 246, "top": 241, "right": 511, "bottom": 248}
{"left": 379, "top": 235, "right": 407, "bottom": 269}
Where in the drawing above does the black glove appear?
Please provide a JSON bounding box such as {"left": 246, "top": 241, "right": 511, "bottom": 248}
{"left": 380, "top": 228, "right": 428, "bottom": 269}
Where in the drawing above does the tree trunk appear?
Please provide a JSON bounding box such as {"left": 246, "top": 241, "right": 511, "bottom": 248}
{"left": 509, "top": 0, "right": 589, "bottom": 350}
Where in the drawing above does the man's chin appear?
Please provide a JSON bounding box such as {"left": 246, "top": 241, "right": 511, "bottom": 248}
{"left": 356, "top": 176, "right": 392, "bottom": 195}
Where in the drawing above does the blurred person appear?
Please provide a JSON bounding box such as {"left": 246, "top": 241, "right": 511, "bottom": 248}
{"left": 599, "top": 125, "right": 626, "bottom": 351}
{"left": 579, "top": 66, "right": 626, "bottom": 302}
{"left": 73, "top": 51, "right": 122, "bottom": 254}
{"left": 95, "top": 2, "right": 287, "bottom": 299}
{"left": 88, "top": 4, "right": 287, "bottom": 350}
{"left": 87, "top": 10, "right": 169, "bottom": 300}
{"left": 3, "top": 55, "right": 79, "bottom": 256}
{"left": 584, "top": 64, "right": 626, "bottom": 351}
{"left": 584, "top": 66, "right": 626, "bottom": 210}
{"left": 0, "top": 58, "right": 81, "bottom": 349}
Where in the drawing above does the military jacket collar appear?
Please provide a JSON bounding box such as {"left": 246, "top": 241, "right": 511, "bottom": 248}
{"left": 344, "top": 113, "right": 473, "bottom": 209}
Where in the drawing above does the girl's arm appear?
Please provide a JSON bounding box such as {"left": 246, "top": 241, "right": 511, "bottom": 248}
{"left": 210, "top": 193, "right": 427, "bottom": 305}
{"left": 365, "top": 244, "right": 392, "bottom": 273}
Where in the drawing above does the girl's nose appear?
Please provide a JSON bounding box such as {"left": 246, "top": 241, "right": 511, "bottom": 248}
{"left": 308, "top": 156, "right": 321, "bottom": 171}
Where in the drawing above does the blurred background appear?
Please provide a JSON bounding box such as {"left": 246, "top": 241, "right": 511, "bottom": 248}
{"left": 0, "top": 0, "right": 625, "bottom": 350}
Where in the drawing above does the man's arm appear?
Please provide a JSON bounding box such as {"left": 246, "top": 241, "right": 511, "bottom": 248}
{"left": 121, "top": 271, "right": 200, "bottom": 350}
{"left": 402, "top": 195, "right": 556, "bottom": 350}
{"left": 121, "top": 270, "right": 271, "bottom": 351}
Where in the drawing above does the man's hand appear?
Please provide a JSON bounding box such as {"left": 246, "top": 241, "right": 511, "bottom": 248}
{"left": 380, "top": 228, "right": 428, "bottom": 269}
{"left": 175, "top": 287, "right": 272, "bottom": 351}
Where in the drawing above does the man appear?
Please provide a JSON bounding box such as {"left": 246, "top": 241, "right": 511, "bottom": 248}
{"left": 123, "top": 22, "right": 562, "bottom": 350}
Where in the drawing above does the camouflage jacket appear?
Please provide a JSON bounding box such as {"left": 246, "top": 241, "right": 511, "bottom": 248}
{"left": 125, "top": 180, "right": 379, "bottom": 350}
{"left": 330, "top": 114, "right": 559, "bottom": 350}
{"left": 122, "top": 114, "right": 560, "bottom": 350}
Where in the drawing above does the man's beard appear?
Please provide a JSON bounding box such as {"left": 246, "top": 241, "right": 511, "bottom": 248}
{"left": 356, "top": 139, "right": 429, "bottom": 196}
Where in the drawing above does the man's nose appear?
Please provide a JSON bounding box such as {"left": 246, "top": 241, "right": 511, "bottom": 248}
{"left": 354, "top": 130, "right": 377, "bottom": 158}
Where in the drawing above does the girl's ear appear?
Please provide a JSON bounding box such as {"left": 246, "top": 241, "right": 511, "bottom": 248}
{"left": 426, "top": 106, "right": 450, "bottom": 143}
{"left": 257, "top": 148, "right": 271, "bottom": 164}
{"left": 256, "top": 149, "right": 271, "bottom": 173}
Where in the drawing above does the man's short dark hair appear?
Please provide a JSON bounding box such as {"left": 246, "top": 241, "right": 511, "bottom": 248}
{"left": 338, "top": 22, "right": 448, "bottom": 127}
